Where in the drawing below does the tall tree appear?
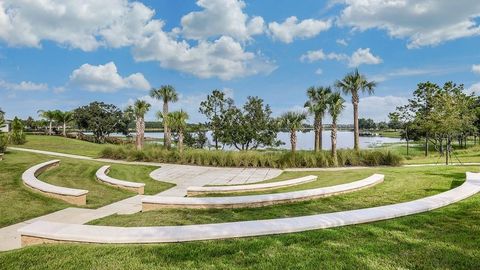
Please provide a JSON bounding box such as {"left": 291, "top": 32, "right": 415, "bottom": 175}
{"left": 327, "top": 92, "right": 345, "bottom": 166}
{"left": 37, "top": 110, "right": 57, "bottom": 135}
{"left": 73, "top": 102, "right": 125, "bottom": 143}
{"left": 304, "top": 86, "right": 331, "bottom": 152}
{"left": 128, "top": 100, "right": 151, "bottom": 150}
{"left": 335, "top": 69, "right": 376, "bottom": 151}
{"left": 165, "top": 110, "right": 189, "bottom": 153}
{"left": 150, "top": 85, "right": 178, "bottom": 149}
{"left": 199, "top": 89, "right": 234, "bottom": 149}
{"left": 54, "top": 111, "right": 74, "bottom": 137}
{"left": 279, "top": 111, "right": 307, "bottom": 153}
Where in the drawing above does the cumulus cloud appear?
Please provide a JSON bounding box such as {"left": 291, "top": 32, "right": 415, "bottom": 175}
{"left": 0, "top": 80, "right": 48, "bottom": 91}
{"left": 315, "top": 68, "right": 323, "bottom": 75}
{"left": 0, "top": 0, "right": 159, "bottom": 51}
{"left": 336, "top": 39, "right": 348, "bottom": 46}
{"left": 133, "top": 35, "right": 276, "bottom": 80}
{"left": 300, "top": 48, "right": 382, "bottom": 67}
{"left": 467, "top": 83, "right": 480, "bottom": 95}
{"left": 472, "top": 64, "right": 480, "bottom": 74}
{"left": 337, "top": 0, "right": 480, "bottom": 48}
{"left": 268, "top": 16, "right": 332, "bottom": 43}
{"left": 69, "top": 62, "right": 150, "bottom": 92}
{"left": 180, "top": 0, "right": 264, "bottom": 40}
{"left": 0, "top": 0, "right": 273, "bottom": 80}
{"left": 348, "top": 48, "right": 382, "bottom": 67}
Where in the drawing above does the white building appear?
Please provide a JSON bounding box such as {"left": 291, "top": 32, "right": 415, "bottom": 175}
{"left": 0, "top": 121, "right": 10, "bottom": 133}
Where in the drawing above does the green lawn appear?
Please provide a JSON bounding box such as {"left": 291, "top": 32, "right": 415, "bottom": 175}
{"left": 0, "top": 166, "right": 479, "bottom": 269}
{"left": 16, "top": 135, "right": 113, "bottom": 157}
{"left": 89, "top": 166, "right": 465, "bottom": 226}
{"left": 0, "top": 150, "right": 173, "bottom": 227}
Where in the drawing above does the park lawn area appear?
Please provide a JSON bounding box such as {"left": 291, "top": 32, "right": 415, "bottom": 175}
{"left": 0, "top": 150, "right": 173, "bottom": 227}
{"left": 89, "top": 166, "right": 467, "bottom": 226}
{"left": 107, "top": 164, "right": 175, "bottom": 195}
{"left": 16, "top": 135, "right": 112, "bottom": 157}
{"left": 1, "top": 167, "right": 479, "bottom": 269}
{"left": 377, "top": 130, "right": 401, "bottom": 138}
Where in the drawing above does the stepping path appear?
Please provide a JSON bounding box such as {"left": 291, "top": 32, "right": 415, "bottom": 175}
{"left": 17, "top": 173, "right": 480, "bottom": 246}
{"left": 142, "top": 174, "right": 384, "bottom": 210}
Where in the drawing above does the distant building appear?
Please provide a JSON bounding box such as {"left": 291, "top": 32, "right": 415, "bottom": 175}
{"left": 0, "top": 120, "right": 10, "bottom": 133}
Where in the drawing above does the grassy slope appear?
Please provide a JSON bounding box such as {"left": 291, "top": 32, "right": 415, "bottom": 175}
{"left": 0, "top": 167, "right": 479, "bottom": 269}
{"left": 90, "top": 166, "right": 464, "bottom": 226}
{"left": 0, "top": 151, "right": 172, "bottom": 227}
{"left": 16, "top": 135, "right": 111, "bottom": 157}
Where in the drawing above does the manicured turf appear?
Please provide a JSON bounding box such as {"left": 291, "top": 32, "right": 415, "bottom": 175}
{"left": 0, "top": 150, "right": 173, "bottom": 227}
{"left": 16, "top": 135, "right": 113, "bottom": 157}
{"left": 1, "top": 167, "right": 479, "bottom": 269}
{"left": 89, "top": 166, "right": 466, "bottom": 226}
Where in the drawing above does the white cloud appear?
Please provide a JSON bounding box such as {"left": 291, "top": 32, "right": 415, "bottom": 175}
{"left": 370, "top": 67, "right": 454, "bottom": 82}
{"left": 336, "top": 39, "right": 348, "bottom": 46}
{"left": 133, "top": 35, "right": 276, "bottom": 80}
{"left": 69, "top": 62, "right": 150, "bottom": 92}
{"left": 315, "top": 68, "right": 323, "bottom": 75}
{"left": 348, "top": 48, "right": 382, "bottom": 67}
{"left": 268, "top": 16, "right": 332, "bottom": 43}
{"left": 0, "top": 80, "right": 48, "bottom": 91}
{"left": 0, "top": 0, "right": 275, "bottom": 80}
{"left": 0, "top": 0, "right": 159, "bottom": 51}
{"left": 472, "top": 64, "right": 480, "bottom": 74}
{"left": 300, "top": 49, "right": 348, "bottom": 62}
{"left": 180, "top": 0, "right": 264, "bottom": 40}
{"left": 300, "top": 48, "right": 381, "bottom": 67}
{"left": 337, "top": 0, "right": 480, "bottom": 48}
{"left": 467, "top": 83, "right": 480, "bottom": 95}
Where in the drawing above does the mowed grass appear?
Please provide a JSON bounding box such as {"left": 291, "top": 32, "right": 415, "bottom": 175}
{"left": 1, "top": 167, "right": 479, "bottom": 269}
{"left": 16, "top": 135, "right": 112, "bottom": 157}
{"left": 90, "top": 166, "right": 467, "bottom": 226}
{"left": 0, "top": 150, "right": 173, "bottom": 227}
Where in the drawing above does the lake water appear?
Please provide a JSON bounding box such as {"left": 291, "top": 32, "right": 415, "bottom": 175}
{"left": 139, "top": 131, "right": 402, "bottom": 150}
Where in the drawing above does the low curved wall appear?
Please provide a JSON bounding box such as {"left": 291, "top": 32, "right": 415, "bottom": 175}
{"left": 22, "top": 160, "right": 88, "bottom": 205}
{"left": 95, "top": 165, "right": 145, "bottom": 194}
{"left": 186, "top": 175, "right": 317, "bottom": 196}
{"left": 142, "top": 174, "right": 384, "bottom": 210}
{"left": 18, "top": 173, "right": 480, "bottom": 246}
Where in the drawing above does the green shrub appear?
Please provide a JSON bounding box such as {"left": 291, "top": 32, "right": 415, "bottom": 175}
{"left": 99, "top": 145, "right": 403, "bottom": 168}
{"left": 0, "top": 134, "right": 8, "bottom": 153}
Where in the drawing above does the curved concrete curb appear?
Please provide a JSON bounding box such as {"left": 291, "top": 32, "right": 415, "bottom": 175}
{"left": 22, "top": 160, "right": 88, "bottom": 205}
{"left": 95, "top": 165, "right": 145, "bottom": 194}
{"left": 142, "top": 174, "right": 384, "bottom": 210}
{"left": 186, "top": 175, "right": 318, "bottom": 196}
{"left": 18, "top": 173, "right": 480, "bottom": 246}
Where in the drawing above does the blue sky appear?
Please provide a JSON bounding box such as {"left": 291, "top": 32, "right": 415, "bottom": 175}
{"left": 1, "top": 0, "right": 480, "bottom": 124}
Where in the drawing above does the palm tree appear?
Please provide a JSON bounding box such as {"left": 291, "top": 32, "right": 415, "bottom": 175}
{"left": 37, "top": 110, "right": 57, "bottom": 135}
{"left": 279, "top": 111, "right": 307, "bottom": 153}
{"left": 54, "top": 111, "right": 74, "bottom": 137}
{"left": 304, "top": 86, "right": 332, "bottom": 152}
{"left": 335, "top": 69, "right": 376, "bottom": 151}
{"left": 129, "top": 100, "right": 151, "bottom": 150}
{"left": 327, "top": 92, "right": 346, "bottom": 166}
{"left": 166, "top": 110, "right": 189, "bottom": 153}
{"left": 150, "top": 85, "right": 178, "bottom": 149}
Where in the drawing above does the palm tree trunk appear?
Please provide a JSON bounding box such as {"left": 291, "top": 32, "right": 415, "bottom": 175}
{"left": 353, "top": 101, "right": 359, "bottom": 151}
{"left": 314, "top": 115, "right": 320, "bottom": 152}
{"left": 136, "top": 117, "right": 145, "bottom": 150}
{"left": 163, "top": 102, "right": 170, "bottom": 149}
{"left": 331, "top": 120, "right": 338, "bottom": 166}
{"left": 49, "top": 120, "right": 52, "bottom": 135}
{"left": 179, "top": 131, "right": 184, "bottom": 153}
{"left": 63, "top": 122, "right": 66, "bottom": 137}
{"left": 290, "top": 129, "right": 297, "bottom": 153}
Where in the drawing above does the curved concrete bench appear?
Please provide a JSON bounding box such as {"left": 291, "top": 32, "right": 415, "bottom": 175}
{"left": 18, "top": 173, "right": 480, "bottom": 246}
{"left": 142, "top": 174, "right": 384, "bottom": 211}
{"left": 95, "top": 165, "right": 145, "bottom": 194}
{"left": 22, "top": 160, "right": 88, "bottom": 205}
{"left": 186, "top": 175, "right": 317, "bottom": 196}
